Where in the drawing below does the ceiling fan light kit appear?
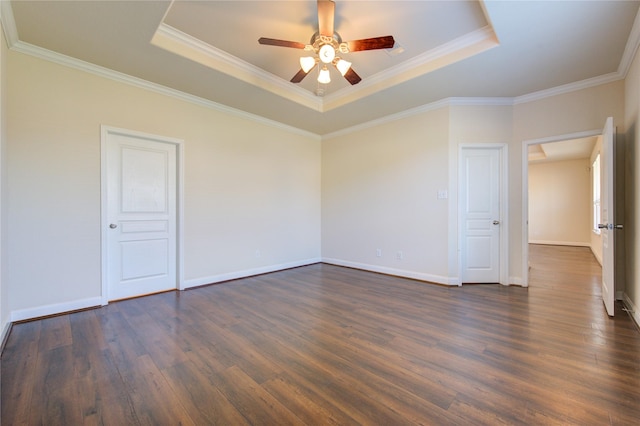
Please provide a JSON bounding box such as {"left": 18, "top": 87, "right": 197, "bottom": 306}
{"left": 300, "top": 56, "right": 317, "bottom": 73}
{"left": 318, "top": 66, "right": 332, "bottom": 84}
{"left": 258, "top": 0, "right": 395, "bottom": 94}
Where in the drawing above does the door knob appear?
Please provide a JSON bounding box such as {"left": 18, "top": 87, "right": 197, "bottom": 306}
{"left": 109, "top": 223, "right": 118, "bottom": 229}
{"left": 492, "top": 220, "right": 500, "bottom": 225}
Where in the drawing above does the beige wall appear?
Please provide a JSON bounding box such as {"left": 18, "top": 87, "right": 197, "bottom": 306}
{"left": 528, "top": 159, "right": 591, "bottom": 247}
{"left": 322, "top": 85, "right": 623, "bottom": 287}
{"left": 514, "top": 81, "right": 625, "bottom": 285}
{"left": 624, "top": 38, "right": 640, "bottom": 326}
{"left": 322, "top": 107, "right": 451, "bottom": 283}
{"left": 6, "top": 51, "right": 321, "bottom": 317}
{"left": 2, "top": 35, "right": 633, "bottom": 322}
{"left": 448, "top": 105, "right": 514, "bottom": 281}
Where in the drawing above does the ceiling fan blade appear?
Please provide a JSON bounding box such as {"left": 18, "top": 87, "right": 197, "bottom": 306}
{"left": 258, "top": 37, "right": 306, "bottom": 49}
{"left": 291, "top": 65, "right": 316, "bottom": 83}
{"left": 343, "top": 67, "right": 362, "bottom": 85}
{"left": 318, "top": 0, "right": 335, "bottom": 37}
{"left": 347, "top": 36, "right": 395, "bottom": 52}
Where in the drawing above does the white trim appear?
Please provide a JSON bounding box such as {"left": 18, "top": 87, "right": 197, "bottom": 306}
{"left": 100, "top": 125, "right": 185, "bottom": 304}
{"left": 1, "top": 0, "right": 636, "bottom": 138}
{"left": 529, "top": 240, "right": 591, "bottom": 247}
{"left": 322, "top": 97, "right": 514, "bottom": 140}
{"left": 0, "top": 0, "right": 18, "bottom": 47}
{"left": 591, "top": 246, "right": 603, "bottom": 267}
{"left": 183, "top": 258, "right": 321, "bottom": 289}
{"left": 618, "top": 6, "right": 640, "bottom": 78}
{"left": 322, "top": 99, "right": 451, "bottom": 140}
{"left": 0, "top": 320, "right": 10, "bottom": 350}
{"left": 321, "top": 258, "right": 457, "bottom": 286}
{"left": 2, "top": 35, "right": 627, "bottom": 140}
{"left": 151, "top": 6, "right": 497, "bottom": 114}
{"left": 623, "top": 293, "right": 640, "bottom": 330}
{"left": 10, "top": 40, "right": 320, "bottom": 140}
{"left": 10, "top": 297, "right": 102, "bottom": 323}
{"left": 522, "top": 128, "right": 603, "bottom": 287}
{"left": 321, "top": 26, "right": 499, "bottom": 112}
{"left": 513, "top": 73, "right": 623, "bottom": 105}
{"left": 458, "top": 143, "right": 509, "bottom": 286}
{"left": 509, "top": 276, "right": 524, "bottom": 286}
{"left": 151, "top": 23, "right": 321, "bottom": 111}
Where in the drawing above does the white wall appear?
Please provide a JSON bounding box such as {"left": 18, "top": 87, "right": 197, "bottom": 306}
{"left": 6, "top": 50, "right": 321, "bottom": 319}
{"left": 528, "top": 159, "right": 591, "bottom": 247}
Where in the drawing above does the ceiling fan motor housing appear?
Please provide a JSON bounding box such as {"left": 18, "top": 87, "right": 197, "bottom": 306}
{"left": 307, "top": 32, "right": 349, "bottom": 58}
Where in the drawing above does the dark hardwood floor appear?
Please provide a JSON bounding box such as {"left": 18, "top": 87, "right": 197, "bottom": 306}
{"left": 2, "top": 245, "right": 639, "bottom": 425}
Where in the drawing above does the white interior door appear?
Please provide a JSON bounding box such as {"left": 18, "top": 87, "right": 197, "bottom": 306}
{"left": 599, "top": 117, "right": 617, "bottom": 317}
{"left": 104, "top": 128, "right": 177, "bottom": 301}
{"left": 461, "top": 147, "right": 501, "bottom": 283}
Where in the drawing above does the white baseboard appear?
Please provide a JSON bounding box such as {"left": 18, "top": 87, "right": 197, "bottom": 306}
{"left": 529, "top": 240, "right": 590, "bottom": 247}
{"left": 182, "top": 257, "right": 322, "bottom": 289}
{"left": 1, "top": 319, "right": 11, "bottom": 350}
{"left": 509, "top": 276, "right": 525, "bottom": 286}
{"left": 623, "top": 293, "right": 640, "bottom": 329}
{"left": 321, "top": 258, "right": 456, "bottom": 286}
{"left": 10, "top": 296, "right": 103, "bottom": 323}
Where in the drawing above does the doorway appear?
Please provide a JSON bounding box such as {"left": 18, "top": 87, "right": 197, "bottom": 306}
{"left": 101, "top": 126, "right": 184, "bottom": 303}
{"left": 522, "top": 129, "right": 602, "bottom": 289}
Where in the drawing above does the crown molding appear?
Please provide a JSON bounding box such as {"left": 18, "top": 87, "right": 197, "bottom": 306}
{"left": 512, "top": 72, "right": 623, "bottom": 105}
{"left": 323, "top": 96, "right": 514, "bottom": 140}
{"left": 151, "top": 23, "right": 322, "bottom": 111}
{"left": 321, "top": 26, "right": 499, "bottom": 112}
{"left": 10, "top": 40, "right": 320, "bottom": 140}
{"left": 3, "top": 0, "right": 637, "bottom": 139}
{"left": 323, "top": 98, "right": 456, "bottom": 140}
{"left": 619, "top": 6, "right": 640, "bottom": 78}
{"left": 0, "top": 0, "right": 19, "bottom": 47}
{"left": 153, "top": 5, "right": 499, "bottom": 114}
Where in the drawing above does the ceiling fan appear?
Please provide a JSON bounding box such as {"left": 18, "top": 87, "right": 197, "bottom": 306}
{"left": 258, "top": 0, "right": 395, "bottom": 88}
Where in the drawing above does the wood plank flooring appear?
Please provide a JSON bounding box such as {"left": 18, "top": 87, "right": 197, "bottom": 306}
{"left": 2, "top": 245, "right": 640, "bottom": 425}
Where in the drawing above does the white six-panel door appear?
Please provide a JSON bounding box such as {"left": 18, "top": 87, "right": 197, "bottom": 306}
{"left": 460, "top": 147, "right": 502, "bottom": 283}
{"left": 103, "top": 127, "right": 178, "bottom": 301}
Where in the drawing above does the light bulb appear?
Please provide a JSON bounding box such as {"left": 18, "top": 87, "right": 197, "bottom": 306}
{"left": 335, "top": 59, "right": 351, "bottom": 76}
{"left": 318, "top": 66, "right": 331, "bottom": 84}
{"left": 300, "top": 56, "right": 316, "bottom": 73}
{"left": 319, "top": 44, "right": 335, "bottom": 64}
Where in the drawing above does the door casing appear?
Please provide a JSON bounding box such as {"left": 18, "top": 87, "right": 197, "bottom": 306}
{"left": 521, "top": 129, "right": 602, "bottom": 288}
{"left": 100, "top": 125, "right": 185, "bottom": 305}
{"left": 458, "top": 143, "right": 509, "bottom": 285}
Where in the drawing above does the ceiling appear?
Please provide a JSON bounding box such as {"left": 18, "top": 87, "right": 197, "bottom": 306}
{"left": 4, "top": 1, "right": 640, "bottom": 135}
{"left": 528, "top": 137, "right": 597, "bottom": 164}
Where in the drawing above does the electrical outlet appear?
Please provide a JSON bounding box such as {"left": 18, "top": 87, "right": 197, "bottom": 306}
{"left": 376, "top": 248, "right": 382, "bottom": 257}
{"left": 396, "top": 250, "right": 403, "bottom": 260}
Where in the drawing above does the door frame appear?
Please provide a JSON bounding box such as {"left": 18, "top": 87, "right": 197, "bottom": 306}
{"left": 521, "top": 128, "right": 602, "bottom": 288}
{"left": 458, "top": 143, "right": 509, "bottom": 286}
{"left": 100, "top": 125, "right": 185, "bottom": 305}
